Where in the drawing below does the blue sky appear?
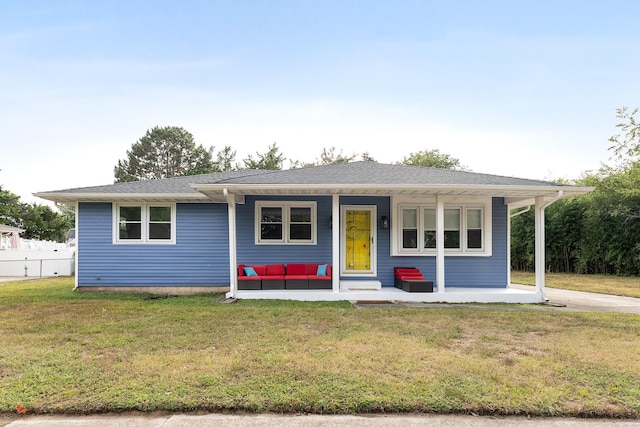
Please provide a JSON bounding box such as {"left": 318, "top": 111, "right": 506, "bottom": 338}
{"left": 1, "top": 0, "right": 639, "bottom": 204}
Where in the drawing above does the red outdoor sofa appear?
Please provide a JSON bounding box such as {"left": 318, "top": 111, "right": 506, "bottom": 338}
{"left": 237, "top": 263, "right": 332, "bottom": 290}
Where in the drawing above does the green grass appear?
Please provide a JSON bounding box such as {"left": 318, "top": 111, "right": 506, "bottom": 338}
{"left": 511, "top": 271, "right": 640, "bottom": 299}
{"left": 1, "top": 277, "right": 639, "bottom": 418}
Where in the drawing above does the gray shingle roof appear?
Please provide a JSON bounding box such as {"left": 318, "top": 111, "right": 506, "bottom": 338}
{"left": 36, "top": 169, "right": 267, "bottom": 195}
{"left": 35, "top": 162, "right": 588, "bottom": 204}
{"left": 209, "top": 162, "right": 563, "bottom": 186}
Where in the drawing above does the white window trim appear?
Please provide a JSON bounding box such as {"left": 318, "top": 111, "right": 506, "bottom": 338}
{"left": 391, "top": 197, "right": 492, "bottom": 257}
{"left": 113, "top": 203, "right": 176, "bottom": 245}
{"left": 255, "top": 201, "right": 317, "bottom": 245}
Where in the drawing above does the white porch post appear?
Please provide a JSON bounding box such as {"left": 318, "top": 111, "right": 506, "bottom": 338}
{"left": 331, "top": 193, "right": 340, "bottom": 293}
{"left": 436, "top": 195, "right": 445, "bottom": 293}
{"left": 534, "top": 196, "right": 546, "bottom": 298}
{"left": 74, "top": 201, "right": 79, "bottom": 290}
{"left": 225, "top": 189, "right": 238, "bottom": 297}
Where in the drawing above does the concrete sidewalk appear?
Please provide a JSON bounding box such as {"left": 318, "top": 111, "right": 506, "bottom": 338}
{"left": 3, "top": 413, "right": 640, "bottom": 427}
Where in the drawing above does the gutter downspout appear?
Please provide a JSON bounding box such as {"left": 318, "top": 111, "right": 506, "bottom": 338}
{"left": 224, "top": 188, "right": 238, "bottom": 298}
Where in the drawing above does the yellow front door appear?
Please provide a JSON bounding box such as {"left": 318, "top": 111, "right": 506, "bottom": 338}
{"left": 343, "top": 209, "right": 373, "bottom": 273}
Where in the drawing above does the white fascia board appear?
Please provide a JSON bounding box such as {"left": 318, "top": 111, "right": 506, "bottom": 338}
{"left": 32, "top": 192, "right": 211, "bottom": 203}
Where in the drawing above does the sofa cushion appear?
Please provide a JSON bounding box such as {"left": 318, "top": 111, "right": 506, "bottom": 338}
{"left": 238, "top": 275, "right": 261, "bottom": 281}
{"left": 285, "top": 274, "right": 308, "bottom": 280}
{"left": 316, "top": 264, "right": 327, "bottom": 276}
{"left": 238, "top": 264, "right": 245, "bottom": 277}
{"left": 308, "top": 275, "right": 330, "bottom": 280}
{"left": 395, "top": 268, "right": 420, "bottom": 276}
{"left": 243, "top": 266, "right": 258, "bottom": 276}
{"left": 304, "top": 264, "right": 319, "bottom": 275}
{"left": 252, "top": 265, "right": 267, "bottom": 276}
{"left": 286, "top": 264, "right": 306, "bottom": 275}
{"left": 267, "top": 264, "right": 285, "bottom": 276}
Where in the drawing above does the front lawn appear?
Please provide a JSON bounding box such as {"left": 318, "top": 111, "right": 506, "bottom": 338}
{"left": 511, "top": 271, "right": 640, "bottom": 299}
{"left": 1, "top": 277, "right": 639, "bottom": 418}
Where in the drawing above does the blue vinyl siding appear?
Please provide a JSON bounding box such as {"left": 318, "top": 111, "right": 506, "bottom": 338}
{"left": 236, "top": 196, "right": 333, "bottom": 265}
{"left": 78, "top": 196, "right": 508, "bottom": 290}
{"left": 442, "top": 198, "right": 508, "bottom": 288}
{"left": 77, "top": 202, "right": 230, "bottom": 287}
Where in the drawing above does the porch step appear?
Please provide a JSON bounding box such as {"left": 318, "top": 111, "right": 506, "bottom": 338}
{"left": 340, "top": 280, "right": 382, "bottom": 291}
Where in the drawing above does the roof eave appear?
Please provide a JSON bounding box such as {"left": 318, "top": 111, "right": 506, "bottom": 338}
{"left": 33, "top": 192, "right": 212, "bottom": 203}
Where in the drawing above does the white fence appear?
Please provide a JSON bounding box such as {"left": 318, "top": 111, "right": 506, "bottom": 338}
{"left": 0, "top": 248, "right": 75, "bottom": 277}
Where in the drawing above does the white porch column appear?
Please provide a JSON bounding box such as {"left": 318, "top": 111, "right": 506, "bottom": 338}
{"left": 534, "top": 196, "right": 546, "bottom": 298}
{"left": 332, "top": 193, "right": 340, "bottom": 293}
{"left": 225, "top": 189, "right": 238, "bottom": 297}
{"left": 74, "top": 201, "right": 79, "bottom": 289}
{"left": 436, "top": 195, "right": 445, "bottom": 293}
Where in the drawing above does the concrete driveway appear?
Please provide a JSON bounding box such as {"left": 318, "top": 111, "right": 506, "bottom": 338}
{"left": 354, "top": 285, "right": 640, "bottom": 315}
{"left": 509, "top": 284, "right": 640, "bottom": 315}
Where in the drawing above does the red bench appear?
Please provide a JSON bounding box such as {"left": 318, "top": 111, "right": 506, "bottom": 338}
{"left": 238, "top": 263, "right": 332, "bottom": 290}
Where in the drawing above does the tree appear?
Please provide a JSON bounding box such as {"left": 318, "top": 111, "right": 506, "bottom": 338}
{"left": 114, "top": 126, "right": 215, "bottom": 182}
{"left": 213, "top": 146, "right": 238, "bottom": 172}
{"left": 19, "top": 203, "right": 74, "bottom": 242}
{"left": 0, "top": 186, "right": 22, "bottom": 229}
{"left": 318, "top": 147, "right": 357, "bottom": 165}
{"left": 609, "top": 107, "right": 640, "bottom": 167}
{"left": 361, "top": 152, "right": 377, "bottom": 162}
{"left": 510, "top": 107, "right": 640, "bottom": 276}
{"left": 0, "top": 186, "right": 72, "bottom": 242}
{"left": 398, "top": 149, "right": 467, "bottom": 170}
{"left": 242, "top": 142, "right": 285, "bottom": 170}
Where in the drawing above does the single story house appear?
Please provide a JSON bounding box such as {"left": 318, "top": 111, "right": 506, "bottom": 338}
{"left": 35, "top": 162, "right": 593, "bottom": 303}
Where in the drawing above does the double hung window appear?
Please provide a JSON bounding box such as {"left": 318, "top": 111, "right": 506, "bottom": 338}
{"left": 256, "top": 201, "right": 316, "bottom": 244}
{"left": 397, "top": 204, "right": 487, "bottom": 255}
{"left": 114, "top": 203, "right": 175, "bottom": 244}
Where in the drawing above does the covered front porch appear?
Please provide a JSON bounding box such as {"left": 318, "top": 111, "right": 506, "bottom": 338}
{"left": 218, "top": 191, "right": 555, "bottom": 304}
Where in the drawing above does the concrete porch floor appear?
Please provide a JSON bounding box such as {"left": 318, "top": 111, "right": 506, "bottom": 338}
{"left": 229, "top": 285, "right": 545, "bottom": 304}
